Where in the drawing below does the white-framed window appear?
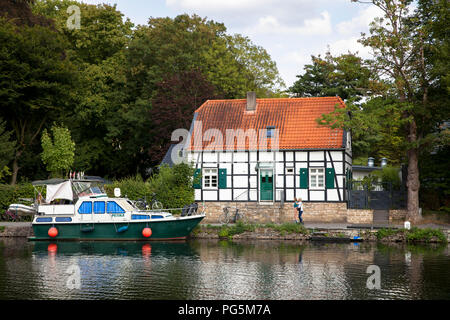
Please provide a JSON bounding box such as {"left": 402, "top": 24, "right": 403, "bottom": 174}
{"left": 309, "top": 168, "right": 325, "bottom": 189}
{"left": 285, "top": 167, "right": 294, "bottom": 175}
{"left": 203, "top": 168, "right": 218, "bottom": 189}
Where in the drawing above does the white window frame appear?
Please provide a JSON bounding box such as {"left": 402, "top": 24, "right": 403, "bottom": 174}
{"left": 203, "top": 168, "right": 218, "bottom": 189}
{"left": 309, "top": 167, "right": 325, "bottom": 190}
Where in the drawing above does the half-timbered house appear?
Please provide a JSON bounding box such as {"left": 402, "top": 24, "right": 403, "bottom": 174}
{"left": 183, "top": 92, "right": 352, "bottom": 223}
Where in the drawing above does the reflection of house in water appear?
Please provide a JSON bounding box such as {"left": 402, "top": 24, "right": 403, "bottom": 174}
{"left": 194, "top": 241, "right": 375, "bottom": 299}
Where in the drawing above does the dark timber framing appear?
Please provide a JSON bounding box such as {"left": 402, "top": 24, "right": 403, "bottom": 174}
{"left": 191, "top": 148, "right": 350, "bottom": 203}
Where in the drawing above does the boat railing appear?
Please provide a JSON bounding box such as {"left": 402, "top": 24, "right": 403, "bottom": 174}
{"left": 138, "top": 203, "right": 206, "bottom": 216}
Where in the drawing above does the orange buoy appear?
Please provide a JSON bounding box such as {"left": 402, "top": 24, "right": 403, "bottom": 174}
{"left": 48, "top": 227, "right": 58, "bottom": 238}
{"left": 142, "top": 243, "right": 152, "bottom": 256}
{"left": 47, "top": 243, "right": 57, "bottom": 253}
{"left": 142, "top": 227, "right": 152, "bottom": 238}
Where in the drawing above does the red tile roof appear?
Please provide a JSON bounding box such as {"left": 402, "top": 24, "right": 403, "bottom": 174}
{"left": 187, "top": 97, "right": 346, "bottom": 151}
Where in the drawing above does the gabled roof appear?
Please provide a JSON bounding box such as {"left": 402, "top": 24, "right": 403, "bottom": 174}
{"left": 187, "top": 97, "right": 346, "bottom": 151}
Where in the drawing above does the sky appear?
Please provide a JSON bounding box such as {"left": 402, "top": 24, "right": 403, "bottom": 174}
{"left": 82, "top": 0, "right": 385, "bottom": 89}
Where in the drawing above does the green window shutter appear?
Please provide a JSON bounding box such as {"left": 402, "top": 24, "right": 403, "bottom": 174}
{"left": 218, "top": 168, "right": 227, "bottom": 189}
{"left": 193, "top": 169, "right": 201, "bottom": 189}
{"left": 299, "top": 168, "right": 308, "bottom": 189}
{"left": 326, "top": 168, "right": 335, "bottom": 189}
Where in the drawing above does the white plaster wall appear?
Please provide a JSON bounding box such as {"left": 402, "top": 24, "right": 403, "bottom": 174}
{"left": 203, "top": 190, "right": 218, "bottom": 201}
{"left": 309, "top": 151, "right": 324, "bottom": 161}
{"left": 295, "top": 152, "right": 307, "bottom": 161}
{"left": 203, "top": 152, "right": 217, "bottom": 163}
{"left": 309, "top": 190, "right": 325, "bottom": 201}
{"left": 219, "top": 189, "right": 232, "bottom": 201}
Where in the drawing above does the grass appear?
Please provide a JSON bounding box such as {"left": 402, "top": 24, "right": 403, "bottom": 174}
{"left": 218, "top": 221, "right": 256, "bottom": 240}
{"left": 405, "top": 227, "right": 447, "bottom": 243}
{"left": 376, "top": 228, "right": 403, "bottom": 240}
{"left": 197, "top": 222, "right": 447, "bottom": 243}
{"left": 212, "top": 221, "right": 310, "bottom": 240}
{"left": 376, "top": 227, "right": 447, "bottom": 243}
{"left": 263, "top": 222, "right": 310, "bottom": 235}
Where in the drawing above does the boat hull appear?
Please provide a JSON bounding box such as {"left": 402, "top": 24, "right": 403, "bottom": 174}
{"left": 31, "top": 215, "right": 204, "bottom": 241}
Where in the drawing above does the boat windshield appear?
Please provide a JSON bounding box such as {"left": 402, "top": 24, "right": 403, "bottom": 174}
{"left": 72, "top": 181, "right": 106, "bottom": 197}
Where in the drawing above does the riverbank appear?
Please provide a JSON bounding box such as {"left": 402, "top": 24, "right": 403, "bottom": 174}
{"left": 191, "top": 222, "right": 449, "bottom": 243}
{"left": 1, "top": 221, "right": 449, "bottom": 243}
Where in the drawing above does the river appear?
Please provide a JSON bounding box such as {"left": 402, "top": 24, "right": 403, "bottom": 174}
{"left": 0, "top": 238, "right": 448, "bottom": 300}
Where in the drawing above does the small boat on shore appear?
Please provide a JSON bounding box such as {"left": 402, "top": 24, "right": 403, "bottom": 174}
{"left": 8, "top": 203, "right": 36, "bottom": 216}
{"left": 25, "top": 177, "right": 205, "bottom": 241}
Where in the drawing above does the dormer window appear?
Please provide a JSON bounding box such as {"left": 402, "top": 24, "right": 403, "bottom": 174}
{"left": 267, "top": 126, "right": 275, "bottom": 138}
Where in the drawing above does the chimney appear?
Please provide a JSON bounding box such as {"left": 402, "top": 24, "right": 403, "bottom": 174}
{"left": 381, "top": 157, "right": 387, "bottom": 168}
{"left": 367, "top": 157, "right": 374, "bottom": 167}
{"left": 246, "top": 91, "right": 256, "bottom": 111}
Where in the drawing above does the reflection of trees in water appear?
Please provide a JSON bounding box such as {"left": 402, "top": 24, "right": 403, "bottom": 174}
{"left": 1, "top": 239, "right": 448, "bottom": 299}
{"left": 342, "top": 243, "right": 448, "bottom": 299}
{"left": 0, "top": 238, "right": 41, "bottom": 299}
{"left": 193, "top": 240, "right": 354, "bottom": 299}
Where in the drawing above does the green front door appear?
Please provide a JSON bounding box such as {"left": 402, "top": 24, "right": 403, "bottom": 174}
{"left": 260, "top": 169, "right": 273, "bottom": 201}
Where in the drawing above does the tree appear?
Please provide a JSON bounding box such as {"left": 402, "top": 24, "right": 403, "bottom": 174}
{"left": 0, "top": 118, "right": 16, "bottom": 181}
{"left": 290, "top": 51, "right": 376, "bottom": 100}
{"left": 0, "top": 13, "right": 77, "bottom": 184}
{"left": 148, "top": 69, "right": 219, "bottom": 165}
{"left": 41, "top": 125, "right": 75, "bottom": 177}
{"left": 32, "top": 0, "right": 134, "bottom": 65}
{"left": 32, "top": 0, "right": 135, "bottom": 177}
{"left": 353, "top": 0, "right": 449, "bottom": 222}
{"left": 118, "top": 13, "right": 285, "bottom": 175}
{"left": 127, "top": 14, "right": 284, "bottom": 99}
{"left": 290, "top": 52, "right": 403, "bottom": 163}
{"left": 0, "top": 0, "right": 53, "bottom": 27}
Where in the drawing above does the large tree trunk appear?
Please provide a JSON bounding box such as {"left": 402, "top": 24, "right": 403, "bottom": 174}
{"left": 10, "top": 150, "right": 22, "bottom": 185}
{"left": 406, "top": 120, "right": 421, "bottom": 223}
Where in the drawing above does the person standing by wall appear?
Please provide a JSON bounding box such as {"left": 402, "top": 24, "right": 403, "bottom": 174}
{"left": 297, "top": 198, "right": 304, "bottom": 225}
{"left": 293, "top": 198, "right": 300, "bottom": 223}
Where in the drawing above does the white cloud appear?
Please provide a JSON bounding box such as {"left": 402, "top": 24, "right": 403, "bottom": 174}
{"left": 166, "top": 0, "right": 269, "bottom": 12}
{"left": 327, "top": 36, "right": 372, "bottom": 58}
{"left": 246, "top": 11, "right": 332, "bottom": 36}
{"left": 336, "top": 5, "right": 383, "bottom": 35}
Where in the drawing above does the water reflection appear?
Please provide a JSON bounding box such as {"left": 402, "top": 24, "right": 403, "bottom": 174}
{"left": 0, "top": 238, "right": 448, "bottom": 300}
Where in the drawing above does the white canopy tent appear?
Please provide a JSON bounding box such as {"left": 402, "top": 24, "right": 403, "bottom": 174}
{"left": 45, "top": 181, "right": 74, "bottom": 203}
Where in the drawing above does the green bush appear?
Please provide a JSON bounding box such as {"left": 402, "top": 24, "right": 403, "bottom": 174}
{"left": 105, "top": 163, "right": 196, "bottom": 212}
{"left": 218, "top": 221, "right": 256, "bottom": 239}
{"left": 376, "top": 228, "right": 402, "bottom": 239}
{"left": 374, "top": 166, "right": 401, "bottom": 189}
{"left": 268, "top": 222, "right": 309, "bottom": 234}
{"left": 218, "top": 227, "right": 230, "bottom": 239}
{"left": 406, "top": 227, "right": 447, "bottom": 243}
{"left": 147, "top": 163, "right": 195, "bottom": 211}
{"left": 376, "top": 227, "right": 447, "bottom": 243}
{"left": 104, "top": 175, "right": 152, "bottom": 201}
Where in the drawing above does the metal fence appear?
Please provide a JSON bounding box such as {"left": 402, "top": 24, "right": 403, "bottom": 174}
{"left": 347, "top": 181, "right": 406, "bottom": 210}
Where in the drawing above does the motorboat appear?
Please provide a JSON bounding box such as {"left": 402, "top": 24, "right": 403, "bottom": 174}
{"left": 26, "top": 177, "right": 204, "bottom": 240}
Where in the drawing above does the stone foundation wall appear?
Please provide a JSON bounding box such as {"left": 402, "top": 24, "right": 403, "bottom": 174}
{"left": 389, "top": 209, "right": 407, "bottom": 222}
{"left": 280, "top": 202, "right": 348, "bottom": 223}
{"left": 201, "top": 202, "right": 348, "bottom": 224}
{"left": 201, "top": 202, "right": 408, "bottom": 224}
{"left": 347, "top": 209, "right": 373, "bottom": 224}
